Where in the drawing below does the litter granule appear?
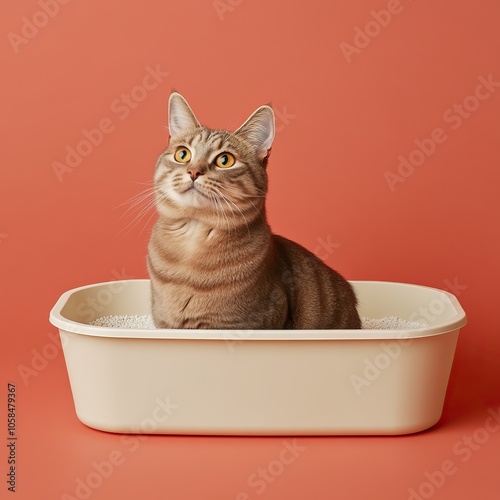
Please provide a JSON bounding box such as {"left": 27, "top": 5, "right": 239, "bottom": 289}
{"left": 90, "top": 315, "right": 425, "bottom": 330}
{"left": 361, "top": 317, "right": 426, "bottom": 330}
{"left": 90, "top": 315, "right": 156, "bottom": 329}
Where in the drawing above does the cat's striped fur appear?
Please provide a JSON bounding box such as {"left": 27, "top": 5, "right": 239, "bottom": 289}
{"left": 147, "top": 92, "right": 361, "bottom": 329}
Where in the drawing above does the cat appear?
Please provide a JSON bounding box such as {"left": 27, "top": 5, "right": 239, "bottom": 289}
{"left": 147, "top": 92, "right": 361, "bottom": 329}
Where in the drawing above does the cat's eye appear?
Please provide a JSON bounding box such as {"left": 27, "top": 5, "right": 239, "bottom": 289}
{"left": 174, "top": 147, "right": 191, "bottom": 163}
{"left": 215, "top": 152, "right": 235, "bottom": 169}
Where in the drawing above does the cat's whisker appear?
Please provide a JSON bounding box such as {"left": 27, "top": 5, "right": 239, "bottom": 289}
{"left": 117, "top": 186, "right": 157, "bottom": 219}
{"left": 117, "top": 183, "right": 156, "bottom": 205}
{"left": 217, "top": 184, "right": 258, "bottom": 212}
{"left": 219, "top": 185, "right": 262, "bottom": 213}
{"left": 118, "top": 197, "right": 158, "bottom": 236}
{"left": 219, "top": 185, "right": 267, "bottom": 199}
{"left": 140, "top": 202, "right": 161, "bottom": 236}
{"left": 213, "top": 187, "right": 251, "bottom": 237}
{"left": 116, "top": 183, "right": 165, "bottom": 236}
{"left": 118, "top": 192, "right": 156, "bottom": 216}
{"left": 208, "top": 191, "right": 223, "bottom": 231}
{"left": 221, "top": 184, "right": 266, "bottom": 195}
{"left": 215, "top": 192, "right": 232, "bottom": 234}
{"left": 209, "top": 186, "right": 233, "bottom": 233}
{"left": 120, "top": 196, "right": 155, "bottom": 222}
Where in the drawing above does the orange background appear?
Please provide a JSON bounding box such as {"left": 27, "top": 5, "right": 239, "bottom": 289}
{"left": 1, "top": 0, "right": 499, "bottom": 499}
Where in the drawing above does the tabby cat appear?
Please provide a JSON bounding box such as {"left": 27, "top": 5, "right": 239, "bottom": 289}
{"left": 147, "top": 92, "right": 361, "bottom": 329}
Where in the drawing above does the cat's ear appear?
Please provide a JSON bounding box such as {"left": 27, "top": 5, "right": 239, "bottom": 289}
{"left": 168, "top": 92, "right": 201, "bottom": 138}
{"left": 235, "top": 105, "right": 275, "bottom": 161}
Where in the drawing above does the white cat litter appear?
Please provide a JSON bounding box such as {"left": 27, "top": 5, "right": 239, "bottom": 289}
{"left": 90, "top": 315, "right": 425, "bottom": 330}
{"left": 90, "top": 315, "right": 156, "bottom": 329}
{"left": 361, "top": 317, "right": 426, "bottom": 330}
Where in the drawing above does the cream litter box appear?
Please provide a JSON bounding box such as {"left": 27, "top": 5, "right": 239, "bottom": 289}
{"left": 49, "top": 279, "right": 466, "bottom": 435}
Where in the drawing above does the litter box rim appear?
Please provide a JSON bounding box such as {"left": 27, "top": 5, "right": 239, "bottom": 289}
{"left": 49, "top": 279, "right": 467, "bottom": 341}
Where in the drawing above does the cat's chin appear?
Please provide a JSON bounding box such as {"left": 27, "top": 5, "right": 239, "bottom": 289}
{"left": 172, "top": 186, "right": 212, "bottom": 209}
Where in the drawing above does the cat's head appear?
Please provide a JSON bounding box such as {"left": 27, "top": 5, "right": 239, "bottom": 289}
{"left": 153, "top": 92, "right": 275, "bottom": 228}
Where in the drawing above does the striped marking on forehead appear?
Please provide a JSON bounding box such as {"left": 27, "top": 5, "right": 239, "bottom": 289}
{"left": 188, "top": 129, "right": 229, "bottom": 152}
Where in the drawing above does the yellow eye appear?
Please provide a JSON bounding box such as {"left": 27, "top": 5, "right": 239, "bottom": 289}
{"left": 174, "top": 147, "right": 191, "bottom": 163}
{"left": 215, "top": 152, "right": 235, "bottom": 169}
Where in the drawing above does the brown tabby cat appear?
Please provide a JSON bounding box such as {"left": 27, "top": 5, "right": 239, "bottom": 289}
{"left": 147, "top": 92, "right": 361, "bottom": 329}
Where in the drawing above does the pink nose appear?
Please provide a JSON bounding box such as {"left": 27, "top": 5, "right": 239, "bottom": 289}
{"left": 187, "top": 167, "right": 204, "bottom": 181}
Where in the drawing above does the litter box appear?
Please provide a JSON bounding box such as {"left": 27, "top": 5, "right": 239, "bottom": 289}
{"left": 49, "top": 280, "right": 466, "bottom": 435}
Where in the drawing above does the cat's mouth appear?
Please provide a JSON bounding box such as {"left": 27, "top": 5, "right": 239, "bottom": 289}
{"left": 186, "top": 182, "right": 206, "bottom": 197}
{"left": 177, "top": 182, "right": 213, "bottom": 207}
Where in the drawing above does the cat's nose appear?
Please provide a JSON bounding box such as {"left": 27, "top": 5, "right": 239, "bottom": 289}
{"left": 187, "top": 167, "right": 205, "bottom": 181}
